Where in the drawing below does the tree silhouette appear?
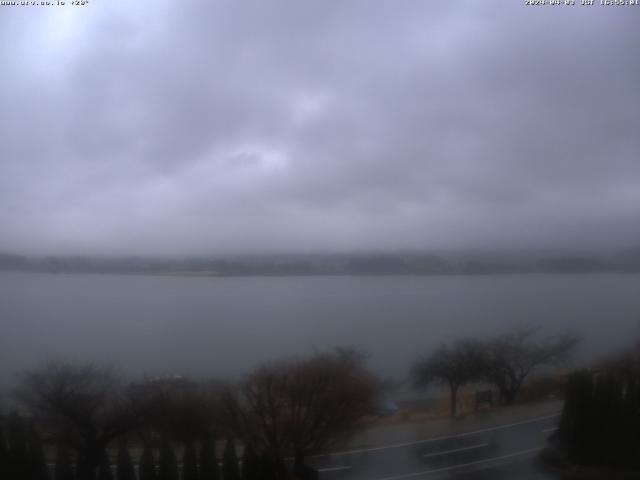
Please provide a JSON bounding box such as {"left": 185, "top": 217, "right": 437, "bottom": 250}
{"left": 225, "top": 349, "right": 376, "bottom": 476}
{"left": 483, "top": 328, "right": 579, "bottom": 405}
{"left": 16, "top": 361, "right": 157, "bottom": 479}
{"left": 412, "top": 340, "right": 486, "bottom": 416}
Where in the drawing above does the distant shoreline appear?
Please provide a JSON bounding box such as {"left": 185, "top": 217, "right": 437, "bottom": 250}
{"left": 2, "top": 269, "right": 640, "bottom": 279}
{"left": 2, "top": 251, "right": 639, "bottom": 277}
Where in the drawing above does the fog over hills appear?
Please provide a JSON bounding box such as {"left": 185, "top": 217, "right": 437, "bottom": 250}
{"left": 2, "top": 249, "right": 640, "bottom": 276}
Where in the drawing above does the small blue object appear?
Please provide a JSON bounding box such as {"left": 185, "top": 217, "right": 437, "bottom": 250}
{"left": 376, "top": 399, "right": 399, "bottom": 415}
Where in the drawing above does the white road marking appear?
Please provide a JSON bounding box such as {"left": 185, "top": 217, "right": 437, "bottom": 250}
{"left": 422, "top": 442, "right": 488, "bottom": 458}
{"left": 542, "top": 427, "right": 558, "bottom": 433}
{"left": 316, "top": 413, "right": 559, "bottom": 457}
{"left": 372, "top": 447, "right": 543, "bottom": 480}
{"left": 318, "top": 465, "right": 353, "bottom": 473}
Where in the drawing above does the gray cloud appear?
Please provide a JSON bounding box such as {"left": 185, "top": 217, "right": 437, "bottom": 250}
{"left": 1, "top": 0, "right": 639, "bottom": 255}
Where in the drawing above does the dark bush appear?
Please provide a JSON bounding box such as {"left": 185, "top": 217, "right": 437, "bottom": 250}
{"left": 116, "top": 442, "right": 136, "bottom": 480}
{"left": 199, "top": 434, "right": 219, "bottom": 480}
{"left": 27, "top": 421, "right": 50, "bottom": 480}
{"left": 557, "top": 368, "right": 640, "bottom": 468}
{"left": 139, "top": 443, "right": 157, "bottom": 480}
{"left": 241, "top": 444, "right": 259, "bottom": 480}
{"left": 182, "top": 440, "right": 198, "bottom": 480}
{"left": 158, "top": 440, "right": 178, "bottom": 480}
{"left": 222, "top": 440, "right": 240, "bottom": 480}
{"left": 98, "top": 447, "right": 114, "bottom": 480}
{"left": 0, "top": 421, "right": 7, "bottom": 479}
{"left": 53, "top": 445, "right": 74, "bottom": 480}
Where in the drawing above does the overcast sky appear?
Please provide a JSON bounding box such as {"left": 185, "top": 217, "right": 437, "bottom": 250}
{"left": 1, "top": 1, "right": 639, "bottom": 256}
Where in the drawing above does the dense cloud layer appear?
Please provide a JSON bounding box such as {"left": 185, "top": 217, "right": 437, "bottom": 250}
{"left": 1, "top": 1, "right": 639, "bottom": 255}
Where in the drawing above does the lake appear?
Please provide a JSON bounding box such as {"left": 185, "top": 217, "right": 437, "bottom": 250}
{"left": 1, "top": 272, "right": 639, "bottom": 387}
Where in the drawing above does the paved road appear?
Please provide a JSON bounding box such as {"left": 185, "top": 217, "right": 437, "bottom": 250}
{"left": 310, "top": 411, "right": 562, "bottom": 480}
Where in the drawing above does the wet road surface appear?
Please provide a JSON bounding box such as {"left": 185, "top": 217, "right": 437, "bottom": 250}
{"left": 311, "top": 413, "right": 561, "bottom": 480}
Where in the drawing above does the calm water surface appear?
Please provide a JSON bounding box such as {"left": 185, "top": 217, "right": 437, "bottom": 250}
{"left": 1, "top": 272, "right": 639, "bottom": 385}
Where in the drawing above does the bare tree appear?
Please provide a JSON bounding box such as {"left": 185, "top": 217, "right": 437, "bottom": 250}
{"left": 412, "top": 339, "right": 486, "bottom": 416}
{"left": 225, "top": 349, "right": 378, "bottom": 478}
{"left": 14, "top": 360, "right": 157, "bottom": 478}
{"left": 483, "top": 327, "right": 579, "bottom": 405}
